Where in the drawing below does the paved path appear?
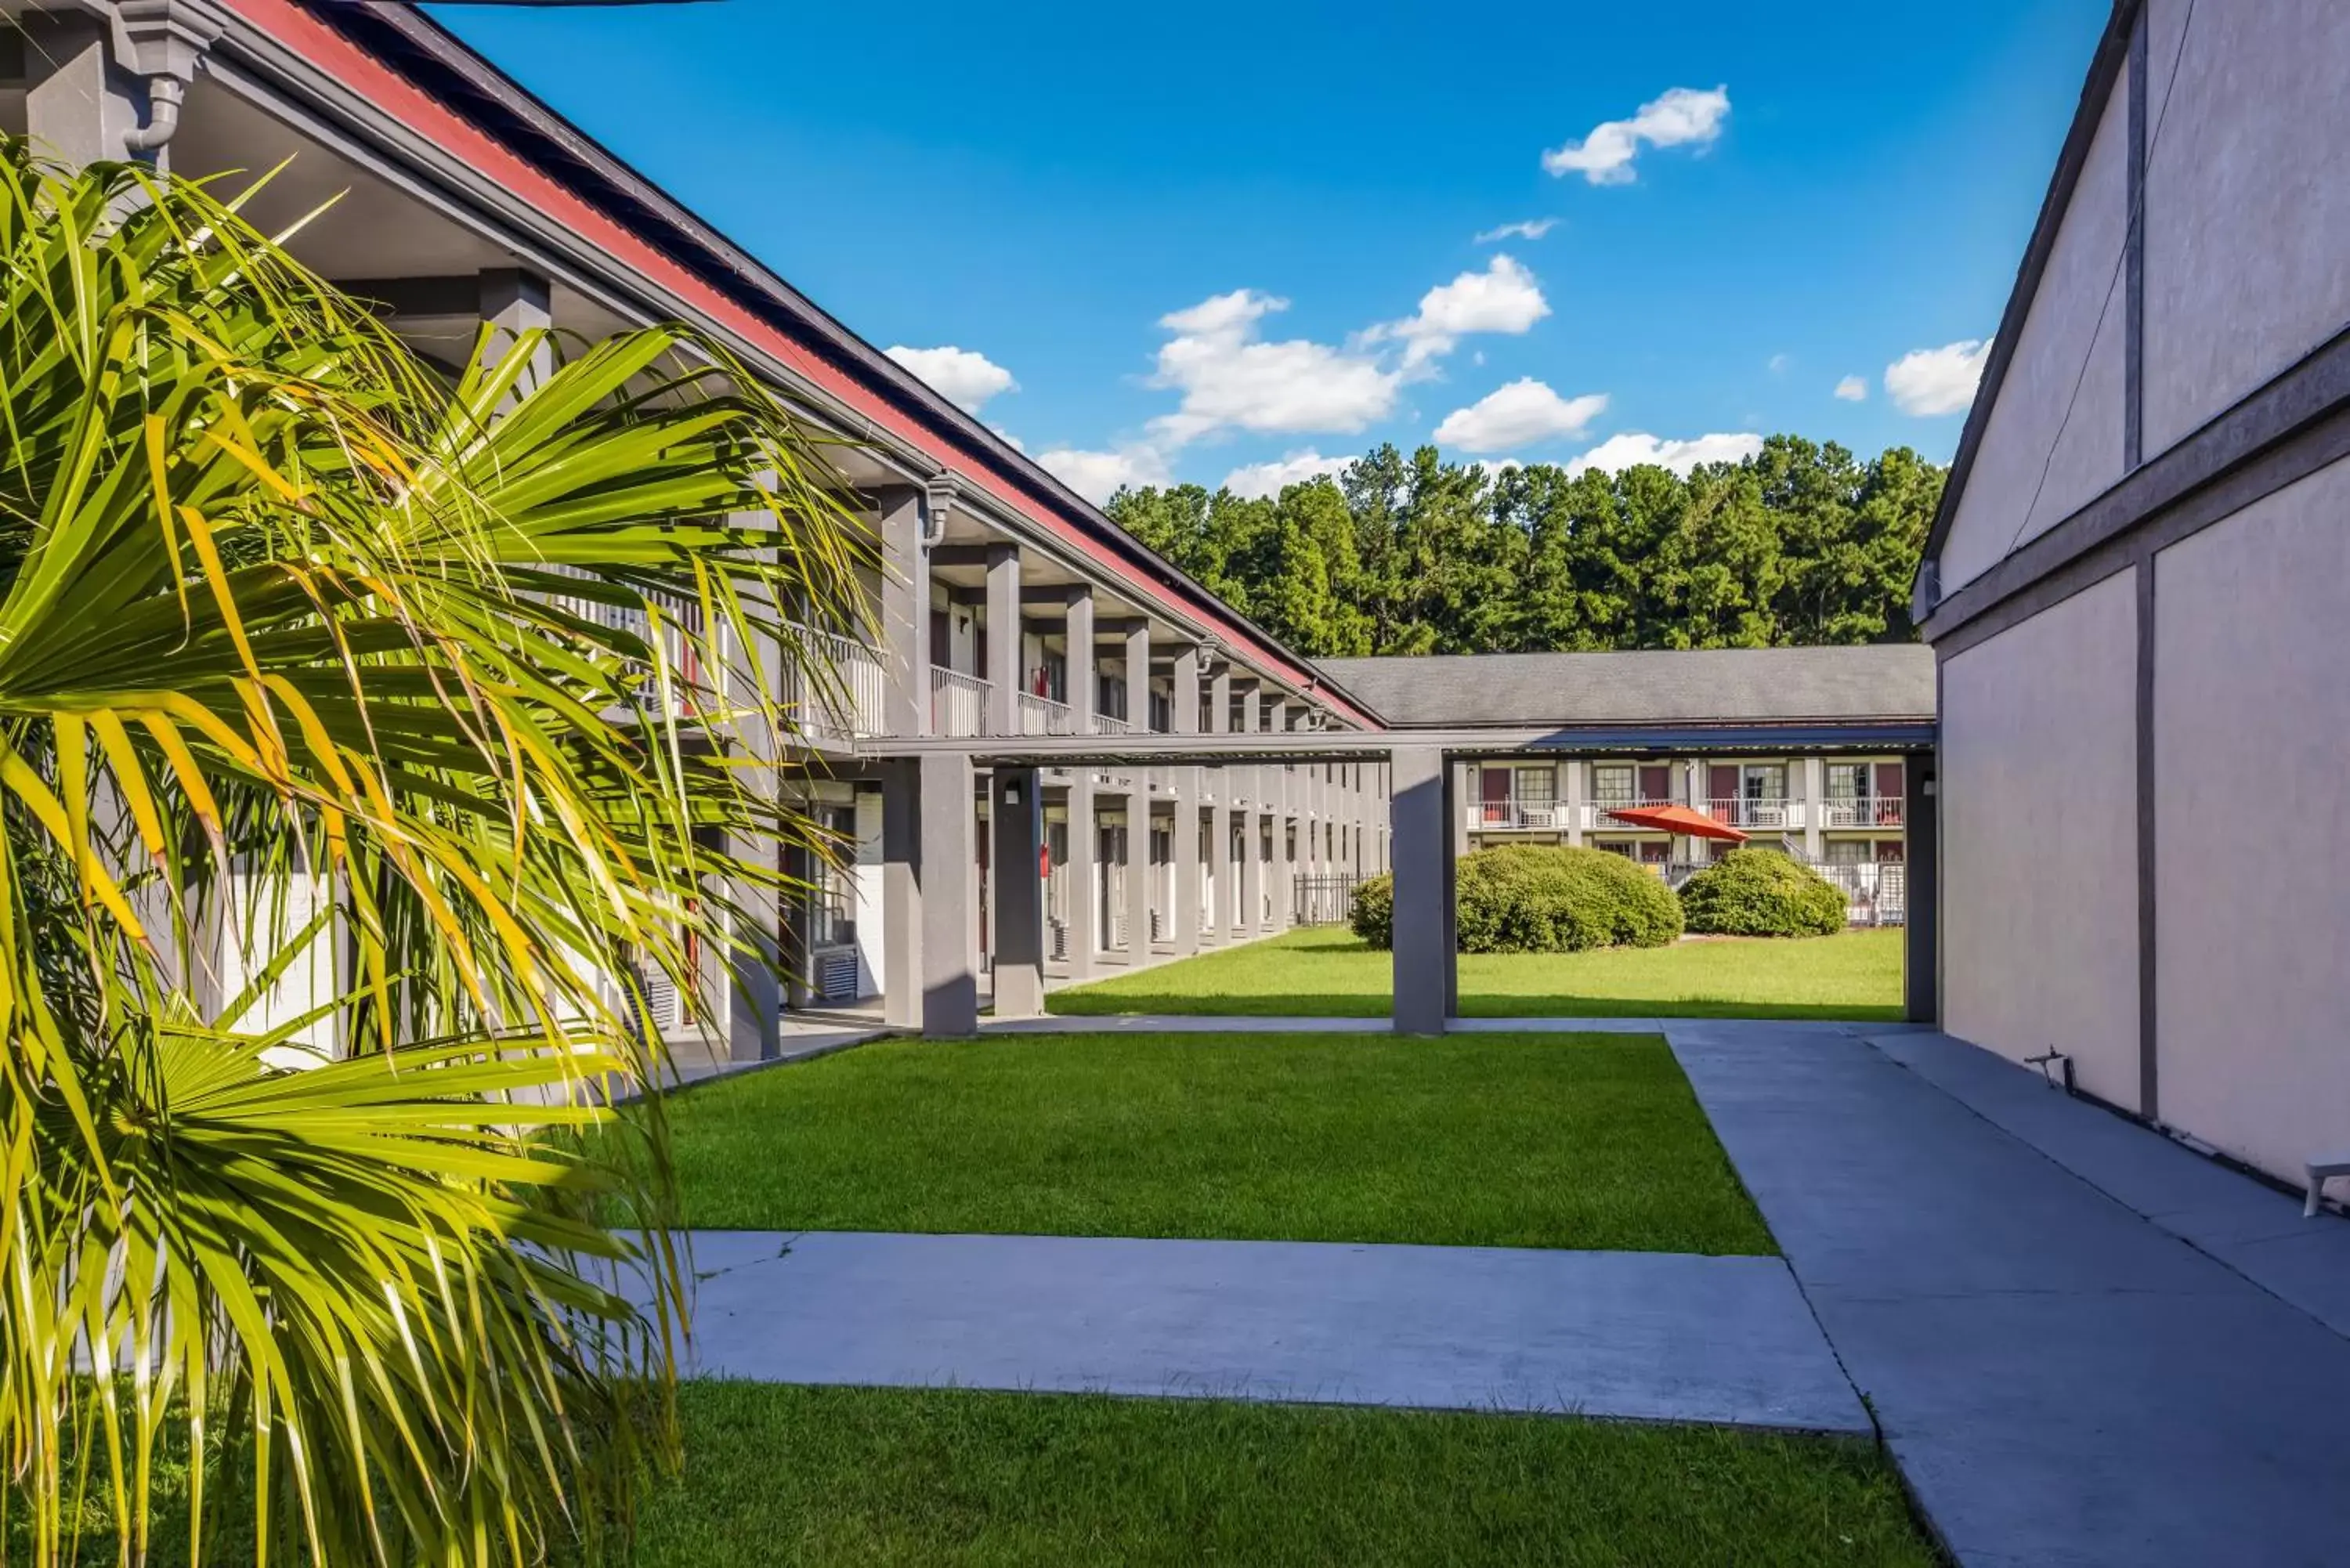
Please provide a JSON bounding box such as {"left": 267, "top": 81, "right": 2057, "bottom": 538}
{"left": 671, "top": 1230, "right": 1869, "bottom": 1433}
{"left": 1669, "top": 1020, "right": 2350, "bottom": 1568}
{"left": 984, "top": 1013, "right": 1669, "bottom": 1034}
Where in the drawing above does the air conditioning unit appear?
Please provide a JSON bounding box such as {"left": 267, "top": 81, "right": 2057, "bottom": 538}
{"left": 813, "top": 946, "right": 862, "bottom": 1003}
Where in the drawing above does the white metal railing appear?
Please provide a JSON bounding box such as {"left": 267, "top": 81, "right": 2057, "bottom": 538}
{"left": 783, "top": 623, "right": 888, "bottom": 742}
{"left": 1817, "top": 861, "right": 1907, "bottom": 927}
{"left": 930, "top": 667, "right": 991, "bottom": 737}
{"left": 1465, "top": 793, "right": 1565, "bottom": 832}
{"left": 1090, "top": 712, "right": 1135, "bottom": 736}
{"left": 1018, "top": 691, "right": 1076, "bottom": 735}
{"left": 1816, "top": 795, "right": 1907, "bottom": 830}
{"left": 1705, "top": 797, "right": 1802, "bottom": 831}
{"left": 1584, "top": 797, "right": 1680, "bottom": 830}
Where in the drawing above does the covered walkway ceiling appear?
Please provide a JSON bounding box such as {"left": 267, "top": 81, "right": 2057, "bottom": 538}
{"left": 865, "top": 721, "right": 1940, "bottom": 768}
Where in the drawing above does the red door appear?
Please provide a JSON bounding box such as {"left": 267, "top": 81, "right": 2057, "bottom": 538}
{"left": 1708, "top": 764, "right": 1740, "bottom": 825}
{"left": 1480, "top": 766, "right": 1512, "bottom": 826}
{"left": 1874, "top": 763, "right": 1906, "bottom": 826}
{"left": 1638, "top": 764, "right": 1671, "bottom": 804}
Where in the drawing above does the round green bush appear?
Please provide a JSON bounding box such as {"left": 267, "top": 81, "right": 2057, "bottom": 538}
{"left": 1350, "top": 845, "right": 1681, "bottom": 954}
{"left": 1677, "top": 847, "right": 1849, "bottom": 938}
{"left": 1350, "top": 872, "right": 1395, "bottom": 947}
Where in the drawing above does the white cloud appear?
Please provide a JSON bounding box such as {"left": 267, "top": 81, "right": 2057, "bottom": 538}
{"left": 1767, "top": 352, "right": 1791, "bottom": 375}
{"left": 1542, "top": 85, "right": 1730, "bottom": 185}
{"left": 1220, "top": 450, "right": 1351, "bottom": 500}
{"left": 1433, "top": 379, "right": 1609, "bottom": 453}
{"left": 1473, "top": 217, "right": 1558, "bottom": 244}
{"left": 1565, "top": 431, "right": 1764, "bottom": 476}
{"left": 1377, "top": 255, "right": 1551, "bottom": 371}
{"left": 1145, "top": 289, "right": 1400, "bottom": 446}
{"left": 1833, "top": 374, "right": 1868, "bottom": 403}
{"left": 1036, "top": 444, "right": 1170, "bottom": 504}
{"left": 1883, "top": 339, "right": 1990, "bottom": 417}
{"left": 884, "top": 344, "right": 1017, "bottom": 413}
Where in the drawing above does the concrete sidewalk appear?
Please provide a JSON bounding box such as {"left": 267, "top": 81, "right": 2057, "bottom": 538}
{"left": 667, "top": 1230, "right": 1870, "bottom": 1434}
{"left": 1668, "top": 1020, "right": 2350, "bottom": 1568}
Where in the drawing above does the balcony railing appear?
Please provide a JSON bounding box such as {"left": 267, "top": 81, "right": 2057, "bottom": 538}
{"left": 1089, "top": 712, "right": 1135, "bottom": 736}
{"left": 782, "top": 623, "right": 888, "bottom": 742}
{"left": 1018, "top": 691, "right": 1077, "bottom": 735}
{"left": 930, "top": 667, "right": 991, "bottom": 737}
{"left": 1815, "top": 795, "right": 1906, "bottom": 829}
{"left": 1705, "top": 797, "right": 1802, "bottom": 831}
{"left": 1466, "top": 794, "right": 1567, "bottom": 832}
{"left": 1584, "top": 798, "right": 1680, "bottom": 830}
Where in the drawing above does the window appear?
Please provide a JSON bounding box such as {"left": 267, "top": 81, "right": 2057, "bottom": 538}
{"left": 1593, "top": 764, "right": 1636, "bottom": 807}
{"left": 1827, "top": 763, "right": 1867, "bottom": 802}
{"left": 1741, "top": 764, "right": 1787, "bottom": 802}
{"left": 1825, "top": 840, "right": 1871, "bottom": 866}
{"left": 1514, "top": 766, "right": 1556, "bottom": 807}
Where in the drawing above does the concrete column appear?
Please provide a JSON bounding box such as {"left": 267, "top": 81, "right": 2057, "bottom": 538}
{"left": 1564, "top": 758, "right": 1587, "bottom": 847}
{"left": 1391, "top": 747, "right": 1457, "bottom": 1035}
{"left": 881, "top": 761, "right": 923, "bottom": 1029}
{"left": 1904, "top": 750, "right": 1939, "bottom": 1024}
{"left": 1802, "top": 756, "right": 1827, "bottom": 859}
{"left": 1065, "top": 593, "right": 1097, "bottom": 727}
{"left": 1170, "top": 645, "right": 1202, "bottom": 954}
{"left": 1123, "top": 623, "right": 1152, "bottom": 729}
{"left": 990, "top": 768, "right": 1045, "bottom": 1017}
{"left": 919, "top": 753, "right": 978, "bottom": 1036}
{"left": 1064, "top": 771, "right": 1097, "bottom": 982}
{"left": 1124, "top": 791, "right": 1153, "bottom": 962}
{"left": 876, "top": 490, "right": 930, "bottom": 738}
{"left": 984, "top": 544, "right": 1022, "bottom": 736}
{"left": 1449, "top": 762, "right": 1471, "bottom": 857}
{"left": 1236, "top": 684, "right": 1264, "bottom": 936}
{"left": 478, "top": 269, "right": 554, "bottom": 410}
{"left": 721, "top": 526, "right": 784, "bottom": 1061}
{"left": 1269, "top": 699, "right": 1293, "bottom": 932}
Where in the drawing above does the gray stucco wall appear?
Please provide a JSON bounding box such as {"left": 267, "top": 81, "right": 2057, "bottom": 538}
{"left": 2152, "top": 457, "right": 2350, "bottom": 1183}
{"left": 2142, "top": 0, "right": 2350, "bottom": 454}
{"left": 1941, "top": 573, "right": 2140, "bottom": 1109}
{"left": 1938, "top": 68, "right": 2129, "bottom": 593}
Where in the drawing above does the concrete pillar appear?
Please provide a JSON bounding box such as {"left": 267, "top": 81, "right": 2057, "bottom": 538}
{"left": 1802, "top": 756, "right": 1827, "bottom": 859}
{"left": 990, "top": 767, "right": 1045, "bottom": 1017}
{"left": 1564, "top": 758, "right": 1587, "bottom": 847}
{"left": 1064, "top": 771, "right": 1097, "bottom": 981}
{"left": 919, "top": 753, "right": 978, "bottom": 1036}
{"left": 881, "top": 762, "right": 923, "bottom": 1028}
{"left": 1904, "top": 750, "right": 1939, "bottom": 1024}
{"left": 1124, "top": 623, "right": 1152, "bottom": 730}
{"left": 1449, "top": 762, "right": 1471, "bottom": 858}
{"left": 983, "top": 545, "right": 1021, "bottom": 736}
{"left": 1124, "top": 791, "right": 1152, "bottom": 962}
{"left": 1269, "top": 699, "right": 1293, "bottom": 932}
{"left": 722, "top": 519, "right": 784, "bottom": 1061}
{"left": 876, "top": 489, "right": 931, "bottom": 738}
{"left": 1170, "top": 645, "right": 1202, "bottom": 954}
{"left": 1391, "top": 747, "right": 1457, "bottom": 1035}
{"left": 478, "top": 269, "right": 552, "bottom": 403}
{"left": 1065, "top": 593, "right": 1097, "bottom": 728}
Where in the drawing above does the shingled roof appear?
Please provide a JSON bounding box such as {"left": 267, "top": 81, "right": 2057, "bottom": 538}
{"left": 1314, "top": 646, "right": 1936, "bottom": 729}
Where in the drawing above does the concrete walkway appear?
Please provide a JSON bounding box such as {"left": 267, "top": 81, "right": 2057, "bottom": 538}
{"left": 671, "top": 1230, "right": 1869, "bottom": 1433}
{"left": 1671, "top": 1020, "right": 2350, "bottom": 1568}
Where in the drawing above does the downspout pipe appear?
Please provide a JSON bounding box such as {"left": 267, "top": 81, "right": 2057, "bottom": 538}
{"left": 122, "top": 72, "right": 183, "bottom": 151}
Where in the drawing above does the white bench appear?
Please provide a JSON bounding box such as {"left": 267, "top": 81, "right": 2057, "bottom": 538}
{"left": 2306, "top": 1155, "right": 2350, "bottom": 1219}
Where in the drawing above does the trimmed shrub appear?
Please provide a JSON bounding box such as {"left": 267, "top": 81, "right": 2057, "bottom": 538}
{"left": 1351, "top": 845, "right": 1681, "bottom": 954}
{"left": 1677, "top": 847, "right": 1849, "bottom": 938}
{"left": 1350, "top": 872, "right": 1395, "bottom": 948}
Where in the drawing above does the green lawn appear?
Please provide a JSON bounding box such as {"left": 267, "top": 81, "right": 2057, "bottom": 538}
{"left": 1048, "top": 924, "right": 1906, "bottom": 1021}
{"left": 624, "top": 1384, "right": 1936, "bottom": 1567}
{"left": 654, "top": 1031, "right": 1773, "bottom": 1253}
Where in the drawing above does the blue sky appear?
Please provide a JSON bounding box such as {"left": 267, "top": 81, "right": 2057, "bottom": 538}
{"left": 432, "top": 0, "right": 2108, "bottom": 500}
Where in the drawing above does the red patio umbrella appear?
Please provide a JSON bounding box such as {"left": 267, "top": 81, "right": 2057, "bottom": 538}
{"left": 1602, "top": 803, "right": 1749, "bottom": 843}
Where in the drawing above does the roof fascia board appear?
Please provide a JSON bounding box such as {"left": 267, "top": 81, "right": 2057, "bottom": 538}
{"left": 1913, "top": 0, "right": 2141, "bottom": 621}
{"left": 206, "top": 0, "right": 1379, "bottom": 725}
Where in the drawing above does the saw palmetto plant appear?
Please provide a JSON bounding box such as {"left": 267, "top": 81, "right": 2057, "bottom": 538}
{"left": 0, "top": 143, "right": 866, "bottom": 1564}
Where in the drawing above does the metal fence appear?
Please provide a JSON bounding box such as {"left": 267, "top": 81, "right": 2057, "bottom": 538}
{"left": 1292, "top": 873, "right": 1365, "bottom": 927}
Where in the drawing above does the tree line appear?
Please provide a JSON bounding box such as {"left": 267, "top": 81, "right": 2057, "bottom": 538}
{"left": 1104, "top": 435, "right": 1943, "bottom": 656}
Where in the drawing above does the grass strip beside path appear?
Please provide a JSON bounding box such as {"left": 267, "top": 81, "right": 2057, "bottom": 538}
{"left": 1048, "top": 923, "right": 1906, "bottom": 1021}
{"left": 627, "top": 1384, "right": 1936, "bottom": 1567}
{"left": 656, "top": 1031, "right": 1773, "bottom": 1253}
